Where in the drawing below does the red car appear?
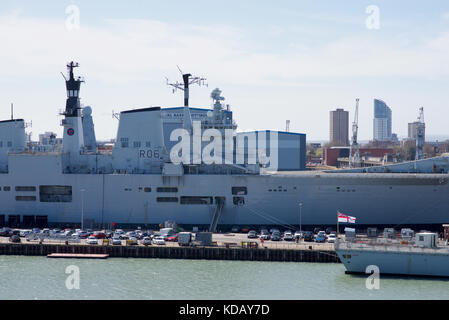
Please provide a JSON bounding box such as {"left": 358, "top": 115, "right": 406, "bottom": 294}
{"left": 166, "top": 234, "right": 178, "bottom": 242}
{"left": 92, "top": 232, "right": 106, "bottom": 239}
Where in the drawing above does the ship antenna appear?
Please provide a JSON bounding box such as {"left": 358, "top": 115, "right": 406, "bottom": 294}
{"left": 166, "top": 67, "right": 207, "bottom": 107}
{"left": 62, "top": 61, "right": 84, "bottom": 117}
{"left": 10, "top": 103, "right": 13, "bottom": 120}
{"left": 176, "top": 65, "right": 183, "bottom": 76}
{"left": 112, "top": 110, "right": 120, "bottom": 121}
{"left": 349, "top": 98, "right": 360, "bottom": 168}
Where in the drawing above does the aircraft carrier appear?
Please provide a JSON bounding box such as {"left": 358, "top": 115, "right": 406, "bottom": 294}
{"left": 1, "top": 62, "right": 449, "bottom": 230}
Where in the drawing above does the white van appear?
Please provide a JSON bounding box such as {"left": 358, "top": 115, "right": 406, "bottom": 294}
{"left": 159, "top": 228, "right": 175, "bottom": 238}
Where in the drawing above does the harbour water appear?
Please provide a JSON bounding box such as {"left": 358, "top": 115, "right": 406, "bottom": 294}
{"left": 1, "top": 256, "right": 449, "bottom": 300}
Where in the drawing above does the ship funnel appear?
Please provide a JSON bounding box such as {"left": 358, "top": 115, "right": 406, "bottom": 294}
{"left": 113, "top": 107, "right": 165, "bottom": 173}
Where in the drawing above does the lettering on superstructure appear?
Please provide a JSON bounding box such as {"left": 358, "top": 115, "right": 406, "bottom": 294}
{"left": 138, "top": 149, "right": 160, "bottom": 159}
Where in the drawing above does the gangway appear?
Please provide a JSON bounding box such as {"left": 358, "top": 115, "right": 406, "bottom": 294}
{"left": 209, "top": 197, "right": 225, "bottom": 232}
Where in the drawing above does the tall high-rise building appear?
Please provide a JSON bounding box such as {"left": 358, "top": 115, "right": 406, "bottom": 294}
{"left": 373, "top": 99, "right": 392, "bottom": 141}
{"left": 329, "top": 108, "right": 349, "bottom": 146}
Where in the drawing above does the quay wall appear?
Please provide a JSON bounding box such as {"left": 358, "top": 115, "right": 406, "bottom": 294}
{"left": 0, "top": 243, "right": 340, "bottom": 263}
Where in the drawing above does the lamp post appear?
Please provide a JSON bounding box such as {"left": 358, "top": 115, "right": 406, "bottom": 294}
{"left": 299, "top": 202, "right": 303, "bottom": 232}
{"left": 80, "top": 188, "right": 85, "bottom": 230}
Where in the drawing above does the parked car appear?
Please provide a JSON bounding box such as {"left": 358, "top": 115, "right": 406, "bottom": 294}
{"left": 294, "top": 231, "right": 303, "bottom": 240}
{"left": 119, "top": 234, "right": 129, "bottom": 240}
{"left": 126, "top": 231, "right": 138, "bottom": 238}
{"left": 317, "top": 231, "right": 327, "bottom": 239}
{"left": 231, "top": 226, "right": 239, "bottom": 233}
{"left": 136, "top": 233, "right": 146, "bottom": 240}
{"left": 19, "top": 230, "right": 31, "bottom": 237}
{"left": 0, "top": 228, "right": 12, "bottom": 237}
{"left": 259, "top": 229, "right": 270, "bottom": 240}
{"left": 166, "top": 234, "right": 178, "bottom": 242}
{"left": 159, "top": 228, "right": 175, "bottom": 239}
{"left": 62, "top": 230, "right": 73, "bottom": 237}
{"left": 283, "top": 231, "right": 294, "bottom": 241}
{"left": 327, "top": 234, "right": 337, "bottom": 243}
{"left": 9, "top": 235, "right": 20, "bottom": 243}
{"left": 315, "top": 233, "right": 326, "bottom": 243}
{"left": 92, "top": 232, "right": 106, "bottom": 239}
{"left": 86, "top": 236, "right": 98, "bottom": 245}
{"left": 104, "top": 230, "right": 114, "bottom": 238}
{"left": 153, "top": 236, "right": 165, "bottom": 245}
{"left": 78, "top": 231, "right": 89, "bottom": 239}
{"left": 126, "top": 237, "right": 138, "bottom": 245}
{"left": 72, "top": 232, "right": 81, "bottom": 239}
{"left": 271, "top": 231, "right": 282, "bottom": 241}
{"left": 247, "top": 230, "right": 257, "bottom": 239}
{"left": 112, "top": 237, "right": 122, "bottom": 245}
{"left": 142, "top": 237, "right": 152, "bottom": 245}
{"left": 303, "top": 231, "right": 314, "bottom": 242}
{"left": 146, "top": 230, "right": 155, "bottom": 237}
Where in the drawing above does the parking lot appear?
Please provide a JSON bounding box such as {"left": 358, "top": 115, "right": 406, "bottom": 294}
{"left": 213, "top": 233, "right": 335, "bottom": 250}
{"left": 0, "top": 229, "right": 336, "bottom": 251}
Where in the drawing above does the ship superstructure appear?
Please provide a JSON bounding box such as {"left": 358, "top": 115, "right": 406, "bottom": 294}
{"left": 1, "top": 62, "right": 449, "bottom": 229}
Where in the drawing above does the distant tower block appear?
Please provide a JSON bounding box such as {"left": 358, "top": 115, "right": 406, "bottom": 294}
{"left": 286, "top": 120, "right": 290, "bottom": 132}
{"left": 330, "top": 108, "right": 349, "bottom": 146}
{"left": 373, "top": 99, "right": 392, "bottom": 141}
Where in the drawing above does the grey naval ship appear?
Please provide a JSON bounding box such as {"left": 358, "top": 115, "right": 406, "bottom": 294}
{"left": 2, "top": 62, "right": 449, "bottom": 230}
{"left": 336, "top": 232, "right": 449, "bottom": 277}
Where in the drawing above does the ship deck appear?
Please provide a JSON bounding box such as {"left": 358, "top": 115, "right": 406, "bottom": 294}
{"left": 269, "top": 170, "right": 449, "bottom": 179}
{"left": 336, "top": 239, "right": 449, "bottom": 255}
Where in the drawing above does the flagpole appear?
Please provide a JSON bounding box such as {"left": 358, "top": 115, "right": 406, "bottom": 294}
{"left": 337, "top": 211, "right": 339, "bottom": 238}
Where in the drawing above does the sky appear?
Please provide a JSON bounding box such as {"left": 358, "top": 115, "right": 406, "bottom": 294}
{"left": 0, "top": 1, "right": 449, "bottom": 141}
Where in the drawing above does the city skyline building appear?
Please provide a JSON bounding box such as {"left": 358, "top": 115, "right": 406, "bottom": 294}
{"left": 373, "top": 99, "right": 392, "bottom": 141}
{"left": 329, "top": 108, "right": 349, "bottom": 146}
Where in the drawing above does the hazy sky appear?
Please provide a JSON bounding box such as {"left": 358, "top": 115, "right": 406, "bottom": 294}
{"left": 0, "top": 1, "right": 449, "bottom": 141}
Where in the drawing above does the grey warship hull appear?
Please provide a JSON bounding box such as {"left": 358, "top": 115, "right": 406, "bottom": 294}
{"left": 336, "top": 241, "right": 449, "bottom": 277}
{"left": 2, "top": 154, "right": 449, "bottom": 228}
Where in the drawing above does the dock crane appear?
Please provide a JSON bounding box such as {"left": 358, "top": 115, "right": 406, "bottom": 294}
{"left": 415, "top": 107, "right": 425, "bottom": 160}
{"left": 349, "top": 98, "right": 360, "bottom": 168}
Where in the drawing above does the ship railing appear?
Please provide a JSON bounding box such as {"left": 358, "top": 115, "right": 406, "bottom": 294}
{"left": 336, "top": 238, "right": 449, "bottom": 254}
